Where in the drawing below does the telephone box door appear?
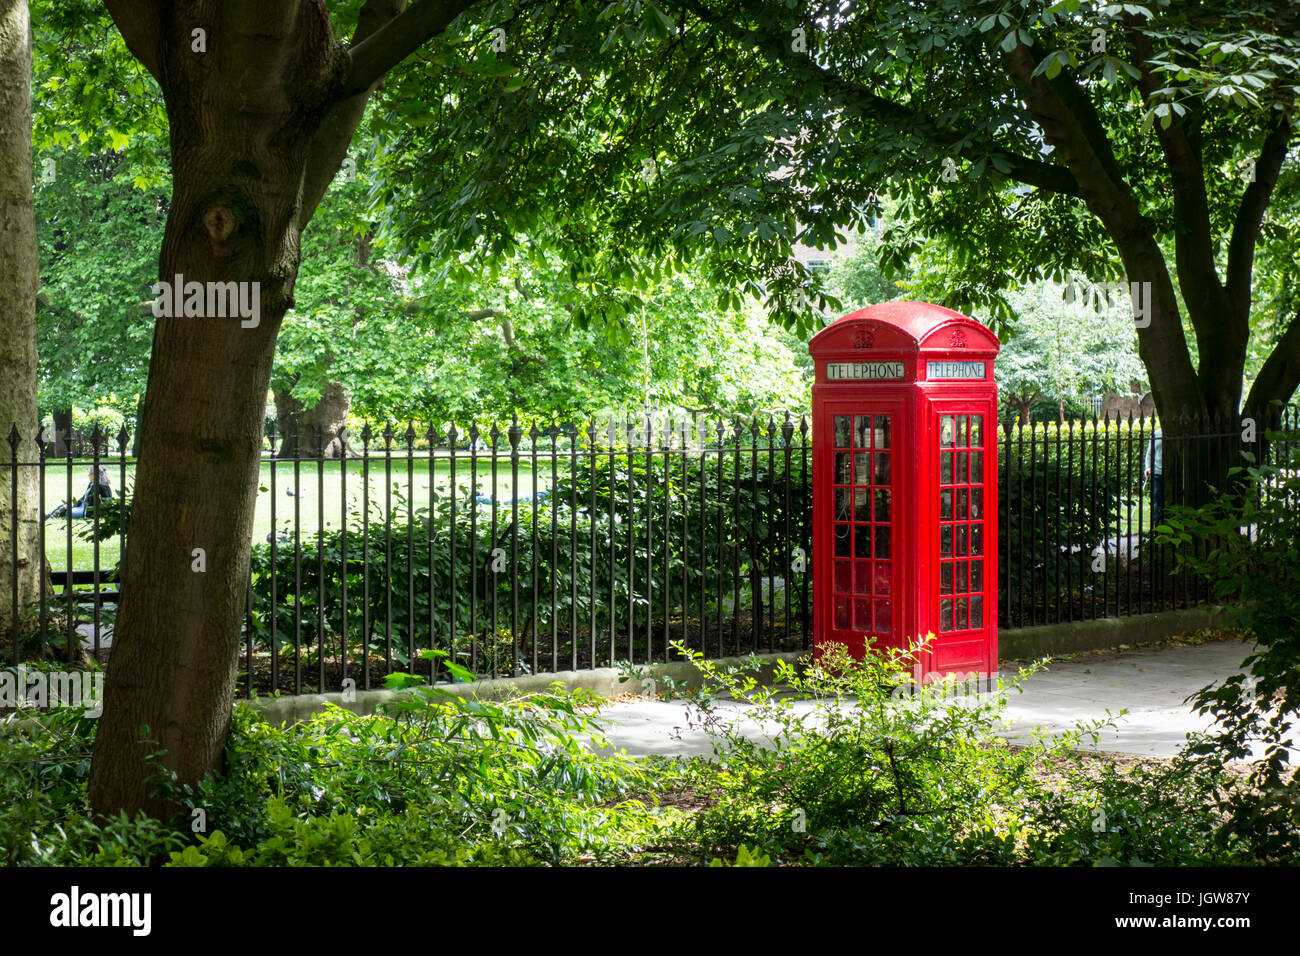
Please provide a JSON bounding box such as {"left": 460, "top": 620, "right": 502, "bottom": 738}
{"left": 820, "top": 400, "right": 906, "bottom": 655}
{"left": 928, "top": 402, "right": 997, "bottom": 676}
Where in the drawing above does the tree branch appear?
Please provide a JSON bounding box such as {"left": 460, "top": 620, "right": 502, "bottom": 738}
{"left": 837, "top": 78, "right": 1082, "bottom": 196}
{"left": 299, "top": 0, "right": 406, "bottom": 227}
{"left": 679, "top": 0, "right": 1080, "bottom": 198}
{"left": 1001, "top": 41, "right": 1202, "bottom": 415}
{"left": 1128, "top": 20, "right": 1222, "bottom": 298}
{"left": 1245, "top": 303, "right": 1300, "bottom": 412}
{"left": 1226, "top": 114, "right": 1291, "bottom": 300}
{"left": 343, "top": 0, "right": 480, "bottom": 97}
{"left": 102, "top": 0, "right": 165, "bottom": 82}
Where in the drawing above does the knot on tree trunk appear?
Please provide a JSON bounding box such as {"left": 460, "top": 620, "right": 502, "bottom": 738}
{"left": 203, "top": 205, "right": 238, "bottom": 258}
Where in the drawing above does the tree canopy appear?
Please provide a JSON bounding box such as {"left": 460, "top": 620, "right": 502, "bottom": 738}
{"left": 366, "top": 0, "right": 1300, "bottom": 426}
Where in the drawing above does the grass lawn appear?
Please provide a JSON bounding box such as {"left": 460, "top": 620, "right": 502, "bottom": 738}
{"left": 42, "top": 454, "right": 554, "bottom": 572}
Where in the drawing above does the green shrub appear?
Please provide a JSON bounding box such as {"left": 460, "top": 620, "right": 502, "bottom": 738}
{"left": 665, "top": 641, "right": 1073, "bottom": 865}
{"left": 1021, "top": 753, "right": 1252, "bottom": 866}
{"left": 2, "top": 683, "right": 665, "bottom": 866}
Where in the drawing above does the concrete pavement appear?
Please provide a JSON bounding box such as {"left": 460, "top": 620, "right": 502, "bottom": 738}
{"left": 584, "top": 637, "right": 1281, "bottom": 761}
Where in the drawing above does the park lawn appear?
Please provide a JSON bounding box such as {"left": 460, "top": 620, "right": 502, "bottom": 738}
{"left": 41, "top": 455, "right": 552, "bottom": 572}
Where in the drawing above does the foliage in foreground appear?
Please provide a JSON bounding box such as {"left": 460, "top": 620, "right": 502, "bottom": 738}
{"left": 662, "top": 643, "right": 1278, "bottom": 866}
{"left": 2, "top": 686, "right": 665, "bottom": 867}
{"left": 1, "top": 639, "right": 1294, "bottom": 866}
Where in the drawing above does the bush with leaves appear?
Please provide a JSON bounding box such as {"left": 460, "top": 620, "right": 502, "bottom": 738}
{"left": 660, "top": 639, "right": 1280, "bottom": 865}
{"left": 1020, "top": 752, "right": 1256, "bottom": 866}
{"left": 2, "top": 680, "right": 669, "bottom": 866}
{"left": 665, "top": 641, "right": 1074, "bottom": 865}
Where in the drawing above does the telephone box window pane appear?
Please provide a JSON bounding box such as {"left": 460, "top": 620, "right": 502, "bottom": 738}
{"left": 940, "top": 415, "right": 955, "bottom": 447}
{"left": 835, "top": 453, "right": 851, "bottom": 484}
{"left": 941, "top": 525, "right": 953, "bottom": 556}
{"left": 835, "top": 524, "right": 851, "bottom": 556}
{"left": 956, "top": 597, "right": 970, "bottom": 630}
{"left": 834, "top": 561, "right": 852, "bottom": 593}
{"left": 956, "top": 524, "right": 969, "bottom": 556}
{"left": 956, "top": 415, "right": 968, "bottom": 446}
{"left": 834, "top": 597, "right": 850, "bottom": 629}
{"left": 956, "top": 561, "right": 969, "bottom": 593}
{"left": 940, "top": 452, "right": 953, "bottom": 484}
{"left": 854, "top": 598, "right": 871, "bottom": 629}
{"left": 874, "top": 562, "right": 891, "bottom": 595}
{"left": 971, "top": 595, "right": 984, "bottom": 629}
{"left": 940, "top": 562, "right": 953, "bottom": 594}
{"left": 835, "top": 488, "right": 852, "bottom": 520}
{"left": 874, "top": 525, "right": 891, "bottom": 558}
{"left": 854, "top": 561, "right": 871, "bottom": 594}
{"left": 970, "top": 560, "right": 983, "bottom": 590}
{"left": 971, "top": 451, "right": 983, "bottom": 482}
{"left": 874, "top": 600, "right": 892, "bottom": 635}
{"left": 834, "top": 416, "right": 852, "bottom": 448}
{"left": 874, "top": 452, "right": 890, "bottom": 485}
{"left": 956, "top": 488, "right": 969, "bottom": 519}
{"left": 971, "top": 524, "right": 984, "bottom": 556}
{"left": 940, "top": 489, "right": 953, "bottom": 520}
{"left": 855, "top": 524, "right": 871, "bottom": 557}
{"left": 970, "top": 487, "right": 983, "bottom": 519}
{"left": 853, "top": 452, "right": 870, "bottom": 484}
{"left": 940, "top": 599, "right": 954, "bottom": 632}
{"left": 874, "top": 417, "right": 890, "bottom": 449}
{"left": 955, "top": 453, "right": 969, "bottom": 484}
{"left": 853, "top": 416, "right": 871, "bottom": 448}
{"left": 874, "top": 489, "right": 891, "bottom": 522}
{"left": 971, "top": 415, "right": 983, "bottom": 447}
{"left": 854, "top": 489, "right": 871, "bottom": 521}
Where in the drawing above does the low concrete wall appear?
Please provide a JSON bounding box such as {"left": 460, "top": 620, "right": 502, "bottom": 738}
{"left": 998, "top": 606, "right": 1226, "bottom": 660}
{"left": 246, "top": 651, "right": 804, "bottom": 727}
{"left": 245, "top": 607, "right": 1227, "bottom": 726}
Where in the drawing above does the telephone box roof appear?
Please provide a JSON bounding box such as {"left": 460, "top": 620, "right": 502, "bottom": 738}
{"left": 809, "top": 301, "right": 1000, "bottom": 354}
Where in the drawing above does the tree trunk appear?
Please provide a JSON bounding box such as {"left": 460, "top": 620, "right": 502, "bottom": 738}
{"left": 274, "top": 381, "right": 352, "bottom": 458}
{"left": 88, "top": 10, "right": 334, "bottom": 820}
{"left": 85, "top": 0, "right": 462, "bottom": 819}
{"left": 0, "top": 0, "right": 39, "bottom": 655}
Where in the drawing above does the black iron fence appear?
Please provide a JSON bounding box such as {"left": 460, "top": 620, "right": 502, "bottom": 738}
{"left": 3, "top": 405, "right": 1296, "bottom": 696}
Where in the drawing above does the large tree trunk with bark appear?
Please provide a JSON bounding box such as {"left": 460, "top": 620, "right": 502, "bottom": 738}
{"left": 88, "top": 0, "right": 474, "bottom": 820}
{"left": 275, "top": 381, "right": 352, "bottom": 458}
{"left": 88, "top": 3, "right": 352, "bottom": 819}
{"left": 0, "top": 0, "right": 40, "bottom": 654}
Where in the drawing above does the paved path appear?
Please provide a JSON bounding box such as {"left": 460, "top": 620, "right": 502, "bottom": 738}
{"left": 585, "top": 638, "right": 1285, "bottom": 761}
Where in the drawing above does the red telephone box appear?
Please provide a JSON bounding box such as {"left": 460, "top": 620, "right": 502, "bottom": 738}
{"left": 809, "top": 302, "right": 1000, "bottom": 684}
